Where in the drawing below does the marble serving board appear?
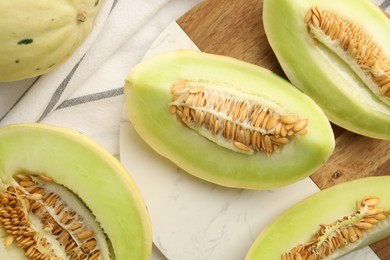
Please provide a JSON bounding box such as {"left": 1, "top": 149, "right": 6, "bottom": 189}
{"left": 118, "top": 21, "right": 379, "bottom": 260}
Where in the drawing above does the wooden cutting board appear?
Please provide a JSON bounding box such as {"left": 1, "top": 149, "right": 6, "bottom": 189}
{"left": 177, "top": 0, "right": 390, "bottom": 258}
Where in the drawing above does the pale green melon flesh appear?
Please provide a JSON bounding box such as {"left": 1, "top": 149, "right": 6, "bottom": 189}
{"left": 245, "top": 176, "right": 390, "bottom": 259}
{"left": 0, "top": 228, "right": 25, "bottom": 258}
{"left": 125, "top": 50, "right": 335, "bottom": 190}
{"left": 263, "top": 0, "right": 390, "bottom": 139}
{"left": 0, "top": 0, "right": 101, "bottom": 82}
{"left": 0, "top": 123, "right": 152, "bottom": 260}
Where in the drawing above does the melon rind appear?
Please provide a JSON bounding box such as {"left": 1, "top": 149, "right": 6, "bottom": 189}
{"left": 124, "top": 50, "right": 335, "bottom": 190}
{"left": 245, "top": 176, "right": 390, "bottom": 259}
{"left": 0, "top": 123, "right": 152, "bottom": 260}
{"left": 263, "top": 0, "right": 390, "bottom": 139}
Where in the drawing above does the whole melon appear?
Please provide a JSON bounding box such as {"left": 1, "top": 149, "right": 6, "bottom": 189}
{"left": 0, "top": 0, "right": 102, "bottom": 82}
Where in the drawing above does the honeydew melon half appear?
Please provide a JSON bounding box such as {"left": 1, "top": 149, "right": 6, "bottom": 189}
{"left": 124, "top": 50, "right": 335, "bottom": 190}
{"left": 0, "top": 123, "right": 152, "bottom": 259}
{"left": 245, "top": 176, "right": 390, "bottom": 259}
{"left": 263, "top": 0, "right": 390, "bottom": 139}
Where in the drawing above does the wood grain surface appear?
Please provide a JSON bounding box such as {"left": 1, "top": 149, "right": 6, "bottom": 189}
{"left": 177, "top": 0, "right": 390, "bottom": 258}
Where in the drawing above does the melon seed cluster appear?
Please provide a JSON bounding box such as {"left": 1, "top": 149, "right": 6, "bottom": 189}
{"left": 305, "top": 6, "right": 390, "bottom": 99}
{"left": 282, "top": 196, "right": 390, "bottom": 260}
{"left": 0, "top": 173, "right": 104, "bottom": 259}
{"left": 170, "top": 80, "right": 308, "bottom": 155}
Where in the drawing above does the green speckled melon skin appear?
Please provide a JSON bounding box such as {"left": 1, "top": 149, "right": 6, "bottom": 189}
{"left": 0, "top": 0, "right": 101, "bottom": 82}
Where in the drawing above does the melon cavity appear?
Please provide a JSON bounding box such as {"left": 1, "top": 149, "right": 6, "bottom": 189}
{"left": 0, "top": 173, "right": 110, "bottom": 259}
{"left": 170, "top": 79, "right": 308, "bottom": 155}
{"left": 305, "top": 6, "right": 390, "bottom": 107}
